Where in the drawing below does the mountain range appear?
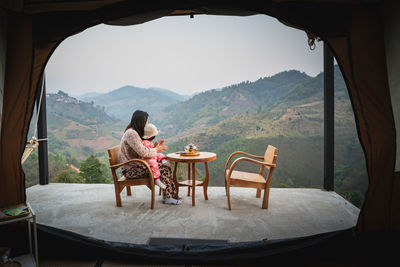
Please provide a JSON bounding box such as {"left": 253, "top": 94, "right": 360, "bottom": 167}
{"left": 153, "top": 65, "right": 348, "bottom": 138}
{"left": 78, "top": 86, "right": 190, "bottom": 122}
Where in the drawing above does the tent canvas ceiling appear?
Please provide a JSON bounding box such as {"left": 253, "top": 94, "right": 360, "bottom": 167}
{"left": 0, "top": 0, "right": 399, "bottom": 242}
{"left": 3, "top": 0, "right": 365, "bottom": 14}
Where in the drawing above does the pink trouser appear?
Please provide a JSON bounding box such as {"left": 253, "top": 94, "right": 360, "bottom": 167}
{"left": 145, "top": 153, "right": 166, "bottom": 179}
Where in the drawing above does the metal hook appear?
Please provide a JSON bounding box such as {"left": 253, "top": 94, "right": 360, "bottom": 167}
{"left": 306, "top": 31, "right": 321, "bottom": 51}
{"left": 308, "top": 38, "right": 316, "bottom": 50}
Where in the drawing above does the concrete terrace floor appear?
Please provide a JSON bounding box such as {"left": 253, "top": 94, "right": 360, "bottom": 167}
{"left": 26, "top": 183, "right": 359, "bottom": 244}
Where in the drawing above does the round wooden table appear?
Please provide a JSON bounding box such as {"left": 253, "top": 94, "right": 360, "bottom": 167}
{"left": 166, "top": 152, "right": 217, "bottom": 206}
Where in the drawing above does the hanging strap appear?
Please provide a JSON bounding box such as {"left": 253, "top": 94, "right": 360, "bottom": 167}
{"left": 22, "top": 73, "right": 48, "bottom": 164}
{"left": 21, "top": 139, "right": 39, "bottom": 164}
{"left": 32, "top": 73, "right": 46, "bottom": 140}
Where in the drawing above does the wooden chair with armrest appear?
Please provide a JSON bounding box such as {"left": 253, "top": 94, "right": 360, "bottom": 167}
{"left": 225, "top": 145, "right": 278, "bottom": 210}
{"left": 107, "top": 145, "right": 155, "bottom": 209}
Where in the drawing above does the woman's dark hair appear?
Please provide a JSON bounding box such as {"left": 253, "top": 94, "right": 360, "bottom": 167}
{"left": 125, "top": 110, "right": 149, "bottom": 138}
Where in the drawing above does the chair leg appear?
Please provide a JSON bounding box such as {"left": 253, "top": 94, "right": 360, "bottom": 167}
{"left": 127, "top": 186, "right": 132, "bottom": 196}
{"left": 262, "top": 186, "right": 270, "bottom": 209}
{"left": 226, "top": 182, "right": 232, "bottom": 210}
{"left": 151, "top": 185, "right": 155, "bottom": 209}
{"left": 224, "top": 178, "right": 227, "bottom": 196}
{"left": 114, "top": 184, "right": 122, "bottom": 207}
{"left": 159, "top": 187, "right": 161, "bottom": 196}
{"left": 256, "top": 188, "right": 261, "bottom": 198}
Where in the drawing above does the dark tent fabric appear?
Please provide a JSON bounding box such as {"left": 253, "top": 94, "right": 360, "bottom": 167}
{"left": 0, "top": 224, "right": 395, "bottom": 265}
{"left": 27, "top": 225, "right": 375, "bottom": 265}
{"left": 1, "top": 13, "right": 34, "bottom": 208}
{"left": 0, "top": 0, "right": 399, "bottom": 245}
{"left": 325, "top": 7, "right": 399, "bottom": 232}
{"left": 0, "top": 223, "right": 395, "bottom": 265}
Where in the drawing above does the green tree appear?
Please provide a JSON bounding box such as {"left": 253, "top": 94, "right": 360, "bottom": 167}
{"left": 79, "top": 155, "right": 109, "bottom": 183}
{"left": 48, "top": 154, "right": 69, "bottom": 182}
{"left": 57, "top": 90, "right": 68, "bottom": 97}
{"left": 22, "top": 152, "right": 39, "bottom": 188}
{"left": 175, "top": 162, "right": 201, "bottom": 181}
{"left": 53, "top": 169, "right": 82, "bottom": 183}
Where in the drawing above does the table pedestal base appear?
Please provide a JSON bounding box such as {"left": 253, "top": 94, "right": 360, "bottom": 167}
{"left": 174, "top": 162, "right": 210, "bottom": 206}
{"left": 167, "top": 152, "right": 216, "bottom": 207}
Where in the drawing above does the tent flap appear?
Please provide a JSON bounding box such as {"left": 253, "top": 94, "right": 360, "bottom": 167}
{"left": 384, "top": 0, "right": 400, "bottom": 172}
{"left": 0, "top": 8, "right": 7, "bottom": 136}
{"left": 0, "top": 13, "right": 33, "bottom": 207}
{"left": 327, "top": 6, "right": 398, "bottom": 232}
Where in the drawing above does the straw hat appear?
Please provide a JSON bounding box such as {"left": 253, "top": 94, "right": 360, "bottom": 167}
{"left": 142, "top": 123, "right": 159, "bottom": 139}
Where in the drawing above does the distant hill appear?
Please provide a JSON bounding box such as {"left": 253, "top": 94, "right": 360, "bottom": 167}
{"left": 154, "top": 70, "right": 308, "bottom": 135}
{"left": 47, "top": 91, "right": 118, "bottom": 126}
{"left": 76, "top": 92, "right": 101, "bottom": 99}
{"left": 28, "top": 91, "right": 125, "bottom": 161}
{"left": 154, "top": 68, "right": 347, "bottom": 137}
{"left": 150, "top": 87, "right": 192, "bottom": 101}
{"left": 24, "top": 91, "right": 125, "bottom": 187}
{"left": 80, "top": 85, "right": 187, "bottom": 122}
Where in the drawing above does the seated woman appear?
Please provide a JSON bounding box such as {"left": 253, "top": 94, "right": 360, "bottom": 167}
{"left": 119, "top": 110, "right": 181, "bottom": 205}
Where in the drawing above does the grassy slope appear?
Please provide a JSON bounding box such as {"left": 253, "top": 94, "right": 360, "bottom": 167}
{"left": 23, "top": 93, "right": 125, "bottom": 185}
{"left": 161, "top": 67, "right": 367, "bottom": 207}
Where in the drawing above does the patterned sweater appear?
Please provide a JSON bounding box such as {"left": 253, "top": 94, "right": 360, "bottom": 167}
{"left": 119, "top": 128, "right": 157, "bottom": 172}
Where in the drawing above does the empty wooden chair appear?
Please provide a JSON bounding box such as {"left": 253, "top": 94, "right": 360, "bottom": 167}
{"left": 225, "top": 145, "right": 278, "bottom": 210}
{"left": 107, "top": 145, "right": 155, "bottom": 209}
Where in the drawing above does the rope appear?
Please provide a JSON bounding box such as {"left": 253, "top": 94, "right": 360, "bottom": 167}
{"left": 22, "top": 74, "right": 47, "bottom": 164}
{"left": 21, "top": 138, "right": 39, "bottom": 164}
{"left": 32, "top": 73, "right": 45, "bottom": 139}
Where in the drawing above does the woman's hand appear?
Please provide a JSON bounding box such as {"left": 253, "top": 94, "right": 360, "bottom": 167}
{"left": 155, "top": 139, "right": 168, "bottom": 153}
{"left": 154, "top": 139, "right": 165, "bottom": 147}
{"left": 156, "top": 145, "right": 168, "bottom": 153}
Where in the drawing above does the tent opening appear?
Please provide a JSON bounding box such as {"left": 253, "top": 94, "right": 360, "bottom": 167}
{"left": 22, "top": 13, "right": 365, "bottom": 247}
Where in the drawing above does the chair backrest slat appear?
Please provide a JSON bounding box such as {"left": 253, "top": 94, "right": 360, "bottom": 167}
{"left": 264, "top": 145, "right": 278, "bottom": 170}
{"left": 108, "top": 145, "right": 120, "bottom": 166}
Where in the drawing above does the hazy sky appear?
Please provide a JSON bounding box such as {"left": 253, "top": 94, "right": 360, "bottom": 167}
{"left": 45, "top": 14, "right": 323, "bottom": 96}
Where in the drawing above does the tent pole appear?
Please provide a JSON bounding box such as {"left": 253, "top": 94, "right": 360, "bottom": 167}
{"left": 324, "top": 42, "right": 334, "bottom": 191}
{"left": 37, "top": 73, "right": 49, "bottom": 185}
